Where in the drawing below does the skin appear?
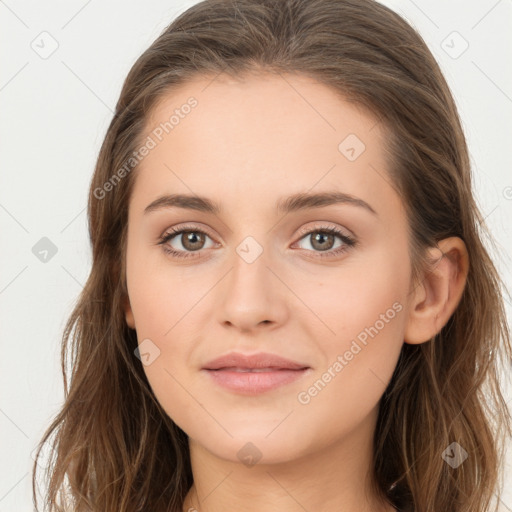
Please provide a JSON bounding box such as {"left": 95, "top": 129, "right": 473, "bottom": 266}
{"left": 123, "top": 72, "right": 469, "bottom": 512}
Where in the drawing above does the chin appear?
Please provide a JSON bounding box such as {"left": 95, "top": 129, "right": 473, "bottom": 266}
{"left": 190, "top": 428, "right": 312, "bottom": 467}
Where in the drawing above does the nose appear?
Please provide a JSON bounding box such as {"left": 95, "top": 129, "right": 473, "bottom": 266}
{"left": 216, "top": 244, "right": 289, "bottom": 333}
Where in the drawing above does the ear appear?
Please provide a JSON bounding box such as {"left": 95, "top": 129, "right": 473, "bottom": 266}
{"left": 404, "top": 237, "right": 469, "bottom": 345}
{"left": 123, "top": 293, "right": 136, "bottom": 330}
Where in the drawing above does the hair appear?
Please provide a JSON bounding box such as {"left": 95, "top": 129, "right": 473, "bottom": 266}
{"left": 32, "top": 0, "right": 512, "bottom": 511}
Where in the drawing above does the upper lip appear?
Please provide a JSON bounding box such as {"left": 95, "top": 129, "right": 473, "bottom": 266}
{"left": 202, "top": 352, "right": 310, "bottom": 371}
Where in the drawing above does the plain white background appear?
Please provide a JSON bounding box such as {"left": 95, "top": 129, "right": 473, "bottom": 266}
{"left": 1, "top": 0, "right": 511, "bottom": 510}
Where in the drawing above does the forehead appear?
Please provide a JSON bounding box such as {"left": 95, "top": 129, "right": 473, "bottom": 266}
{"left": 144, "top": 72, "right": 383, "bottom": 154}
{"left": 131, "top": 72, "right": 400, "bottom": 221}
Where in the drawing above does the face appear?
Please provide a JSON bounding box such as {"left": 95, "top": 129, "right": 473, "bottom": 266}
{"left": 123, "top": 72, "right": 412, "bottom": 465}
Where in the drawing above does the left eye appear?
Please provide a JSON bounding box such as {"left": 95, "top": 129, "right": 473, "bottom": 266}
{"left": 158, "top": 225, "right": 356, "bottom": 259}
{"left": 294, "top": 227, "right": 352, "bottom": 253}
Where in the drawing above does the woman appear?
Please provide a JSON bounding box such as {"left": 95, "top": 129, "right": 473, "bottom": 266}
{"left": 32, "top": 1, "right": 512, "bottom": 511}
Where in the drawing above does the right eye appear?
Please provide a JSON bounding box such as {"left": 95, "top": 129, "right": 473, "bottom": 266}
{"left": 158, "top": 225, "right": 218, "bottom": 259}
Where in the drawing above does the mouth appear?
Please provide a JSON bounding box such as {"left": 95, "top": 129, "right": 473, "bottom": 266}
{"left": 202, "top": 367, "right": 311, "bottom": 394}
{"left": 201, "top": 351, "right": 311, "bottom": 394}
{"left": 208, "top": 367, "right": 308, "bottom": 372}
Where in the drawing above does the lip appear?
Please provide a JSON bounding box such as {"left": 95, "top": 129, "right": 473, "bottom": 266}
{"left": 202, "top": 351, "right": 310, "bottom": 371}
{"left": 201, "top": 352, "right": 311, "bottom": 395}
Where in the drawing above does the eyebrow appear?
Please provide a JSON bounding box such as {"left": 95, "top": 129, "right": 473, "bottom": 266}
{"left": 143, "top": 191, "right": 378, "bottom": 217}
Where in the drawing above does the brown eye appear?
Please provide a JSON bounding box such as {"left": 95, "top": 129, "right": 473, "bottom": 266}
{"left": 158, "top": 226, "right": 216, "bottom": 259}
{"left": 179, "top": 231, "right": 206, "bottom": 251}
{"left": 293, "top": 226, "right": 357, "bottom": 259}
{"left": 308, "top": 232, "right": 336, "bottom": 251}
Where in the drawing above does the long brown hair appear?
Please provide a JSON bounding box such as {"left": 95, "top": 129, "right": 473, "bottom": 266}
{"left": 32, "top": 1, "right": 512, "bottom": 510}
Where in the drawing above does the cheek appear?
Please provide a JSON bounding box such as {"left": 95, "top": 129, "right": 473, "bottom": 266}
{"left": 129, "top": 276, "right": 201, "bottom": 432}
{"left": 295, "top": 247, "right": 408, "bottom": 344}
{"left": 290, "top": 270, "right": 405, "bottom": 448}
{"left": 294, "top": 250, "right": 407, "bottom": 399}
{"left": 125, "top": 246, "right": 199, "bottom": 411}
{"left": 126, "top": 243, "right": 204, "bottom": 336}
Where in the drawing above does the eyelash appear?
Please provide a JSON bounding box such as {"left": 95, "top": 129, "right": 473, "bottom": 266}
{"left": 157, "top": 223, "right": 357, "bottom": 260}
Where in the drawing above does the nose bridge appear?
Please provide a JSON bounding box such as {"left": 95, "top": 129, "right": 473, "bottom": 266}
{"left": 228, "top": 233, "right": 272, "bottom": 300}
{"left": 218, "top": 231, "right": 285, "bottom": 330}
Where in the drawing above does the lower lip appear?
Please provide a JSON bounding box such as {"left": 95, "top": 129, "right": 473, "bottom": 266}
{"left": 203, "top": 368, "right": 311, "bottom": 394}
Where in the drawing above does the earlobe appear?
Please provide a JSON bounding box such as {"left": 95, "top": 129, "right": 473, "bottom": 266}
{"left": 404, "top": 237, "right": 469, "bottom": 345}
{"left": 123, "top": 294, "right": 136, "bottom": 330}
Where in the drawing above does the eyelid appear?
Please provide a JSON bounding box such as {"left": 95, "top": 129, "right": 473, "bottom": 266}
{"left": 160, "top": 221, "right": 352, "bottom": 242}
{"left": 161, "top": 222, "right": 218, "bottom": 241}
{"left": 294, "top": 222, "right": 353, "bottom": 240}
